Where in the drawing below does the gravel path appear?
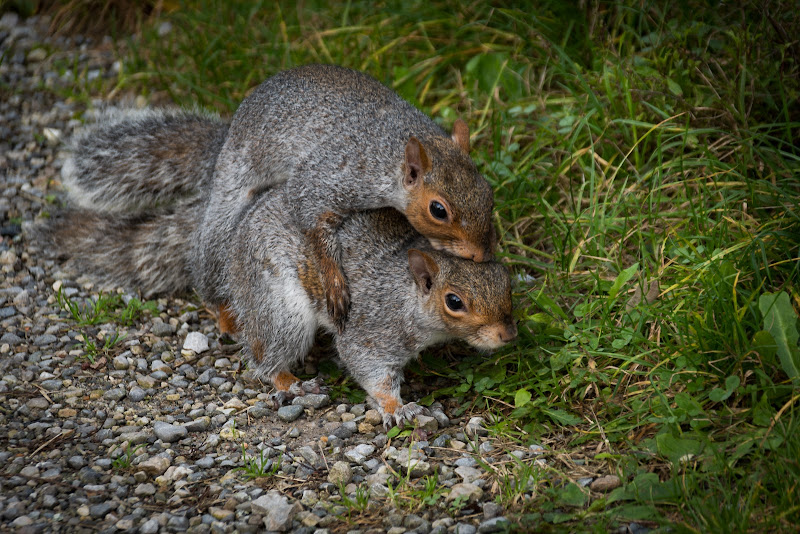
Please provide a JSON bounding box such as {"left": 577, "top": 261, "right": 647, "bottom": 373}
{"left": 0, "top": 13, "right": 637, "bottom": 534}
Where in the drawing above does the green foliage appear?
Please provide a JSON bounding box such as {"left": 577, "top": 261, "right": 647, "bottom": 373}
{"left": 56, "top": 288, "right": 158, "bottom": 326}
{"left": 759, "top": 291, "right": 800, "bottom": 381}
{"left": 111, "top": 443, "right": 145, "bottom": 471}
{"left": 337, "top": 484, "right": 371, "bottom": 516}
{"left": 80, "top": 330, "right": 125, "bottom": 364}
{"left": 234, "top": 444, "right": 280, "bottom": 480}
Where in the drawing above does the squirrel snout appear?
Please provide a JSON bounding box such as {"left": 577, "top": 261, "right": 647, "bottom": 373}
{"left": 498, "top": 322, "right": 518, "bottom": 344}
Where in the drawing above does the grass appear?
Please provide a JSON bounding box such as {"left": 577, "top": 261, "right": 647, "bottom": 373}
{"left": 55, "top": 288, "right": 158, "bottom": 327}
{"left": 111, "top": 443, "right": 145, "bottom": 471}
{"left": 55, "top": 289, "right": 156, "bottom": 362}
{"left": 234, "top": 443, "right": 281, "bottom": 480}
{"left": 38, "top": 0, "right": 800, "bottom": 531}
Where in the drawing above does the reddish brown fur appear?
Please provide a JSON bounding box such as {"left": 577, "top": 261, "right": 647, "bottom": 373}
{"left": 272, "top": 370, "right": 301, "bottom": 391}
{"left": 404, "top": 189, "right": 487, "bottom": 261}
{"left": 296, "top": 258, "right": 324, "bottom": 305}
{"left": 218, "top": 303, "right": 239, "bottom": 335}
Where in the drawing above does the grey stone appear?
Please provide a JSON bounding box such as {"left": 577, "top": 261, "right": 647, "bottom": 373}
{"left": 104, "top": 388, "right": 126, "bottom": 401}
{"left": 113, "top": 354, "right": 130, "bottom": 370}
{"left": 33, "top": 334, "right": 57, "bottom": 346}
{"left": 129, "top": 386, "right": 146, "bottom": 402}
{"left": 139, "top": 518, "right": 160, "bottom": 534}
{"left": 89, "top": 502, "right": 114, "bottom": 518}
{"left": 482, "top": 502, "right": 502, "bottom": 519}
{"left": 151, "top": 322, "right": 175, "bottom": 336}
{"left": 40, "top": 379, "right": 63, "bottom": 391}
{"left": 478, "top": 517, "right": 510, "bottom": 533}
{"left": 455, "top": 466, "right": 482, "bottom": 484}
{"left": 454, "top": 524, "right": 477, "bottom": 534}
{"left": 447, "top": 483, "right": 483, "bottom": 503}
{"left": 153, "top": 421, "right": 187, "bottom": 443}
{"left": 185, "top": 416, "right": 211, "bottom": 432}
{"left": 0, "top": 332, "right": 22, "bottom": 344}
{"left": 277, "top": 404, "right": 304, "bottom": 422}
{"left": 465, "top": 416, "right": 488, "bottom": 437}
{"left": 327, "top": 461, "right": 352, "bottom": 486}
{"left": 135, "top": 483, "right": 156, "bottom": 496}
{"left": 251, "top": 491, "right": 299, "bottom": 531}
{"left": 291, "top": 393, "right": 329, "bottom": 409}
{"left": 196, "top": 456, "right": 215, "bottom": 469}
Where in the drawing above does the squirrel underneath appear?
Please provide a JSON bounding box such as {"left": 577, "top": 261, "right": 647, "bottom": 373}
{"left": 38, "top": 65, "right": 517, "bottom": 426}
{"left": 64, "top": 64, "right": 497, "bottom": 332}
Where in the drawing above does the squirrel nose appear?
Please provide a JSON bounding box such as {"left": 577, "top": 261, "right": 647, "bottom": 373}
{"left": 471, "top": 248, "right": 493, "bottom": 263}
{"left": 498, "top": 323, "right": 517, "bottom": 343}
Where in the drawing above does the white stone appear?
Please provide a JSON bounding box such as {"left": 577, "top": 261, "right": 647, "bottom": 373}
{"left": 182, "top": 332, "right": 209, "bottom": 354}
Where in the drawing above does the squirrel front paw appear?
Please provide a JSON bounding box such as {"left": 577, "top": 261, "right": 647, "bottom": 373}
{"left": 270, "top": 372, "right": 328, "bottom": 409}
{"left": 288, "top": 377, "right": 328, "bottom": 396}
{"left": 382, "top": 402, "right": 427, "bottom": 430}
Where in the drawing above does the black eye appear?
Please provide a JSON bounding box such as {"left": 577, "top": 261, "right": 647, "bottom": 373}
{"left": 429, "top": 200, "right": 448, "bottom": 221}
{"left": 445, "top": 293, "right": 464, "bottom": 312}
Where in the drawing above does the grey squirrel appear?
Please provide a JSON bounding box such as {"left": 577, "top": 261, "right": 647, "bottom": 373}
{"left": 39, "top": 134, "right": 517, "bottom": 427}
{"left": 64, "top": 65, "right": 497, "bottom": 331}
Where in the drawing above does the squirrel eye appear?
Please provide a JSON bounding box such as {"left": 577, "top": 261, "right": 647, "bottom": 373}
{"left": 445, "top": 293, "right": 464, "bottom": 312}
{"left": 429, "top": 200, "right": 448, "bottom": 221}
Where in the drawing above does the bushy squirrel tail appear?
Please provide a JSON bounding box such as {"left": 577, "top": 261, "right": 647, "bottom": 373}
{"left": 61, "top": 107, "right": 229, "bottom": 213}
{"left": 31, "top": 199, "right": 201, "bottom": 296}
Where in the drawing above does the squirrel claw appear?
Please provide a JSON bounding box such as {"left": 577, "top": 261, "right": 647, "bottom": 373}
{"left": 288, "top": 378, "right": 327, "bottom": 396}
{"left": 272, "top": 378, "right": 328, "bottom": 409}
{"left": 383, "top": 402, "right": 427, "bottom": 431}
{"left": 270, "top": 390, "right": 291, "bottom": 409}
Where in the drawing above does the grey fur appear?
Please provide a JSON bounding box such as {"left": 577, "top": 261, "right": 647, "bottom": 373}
{"left": 193, "top": 65, "right": 495, "bottom": 312}
{"left": 62, "top": 107, "right": 229, "bottom": 213}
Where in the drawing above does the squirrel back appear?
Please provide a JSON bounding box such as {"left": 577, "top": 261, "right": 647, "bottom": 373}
{"left": 212, "top": 64, "right": 495, "bottom": 257}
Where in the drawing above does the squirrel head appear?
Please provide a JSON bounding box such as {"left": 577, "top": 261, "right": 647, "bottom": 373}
{"left": 402, "top": 119, "right": 496, "bottom": 263}
{"left": 408, "top": 249, "right": 517, "bottom": 350}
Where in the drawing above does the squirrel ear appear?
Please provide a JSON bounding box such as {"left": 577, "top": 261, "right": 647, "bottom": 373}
{"left": 408, "top": 249, "right": 440, "bottom": 295}
{"left": 451, "top": 118, "right": 470, "bottom": 153}
{"left": 404, "top": 137, "right": 431, "bottom": 190}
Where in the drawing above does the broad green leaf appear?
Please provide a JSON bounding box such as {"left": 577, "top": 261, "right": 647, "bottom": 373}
{"left": 725, "top": 375, "right": 740, "bottom": 391}
{"left": 751, "top": 394, "right": 775, "bottom": 427}
{"left": 666, "top": 78, "right": 683, "bottom": 96}
{"left": 515, "top": 389, "right": 532, "bottom": 408}
{"left": 674, "top": 392, "right": 704, "bottom": 416}
{"left": 709, "top": 387, "right": 731, "bottom": 402}
{"left": 614, "top": 504, "right": 660, "bottom": 520}
{"left": 558, "top": 482, "right": 587, "bottom": 507}
{"left": 541, "top": 407, "right": 583, "bottom": 426}
{"left": 528, "top": 312, "right": 553, "bottom": 324}
{"left": 386, "top": 426, "right": 401, "bottom": 439}
{"left": 608, "top": 263, "right": 639, "bottom": 299}
{"left": 656, "top": 433, "right": 703, "bottom": 464}
{"left": 551, "top": 348, "right": 580, "bottom": 371}
{"left": 535, "top": 293, "right": 569, "bottom": 320}
{"left": 758, "top": 291, "right": 800, "bottom": 379}
{"left": 752, "top": 330, "right": 778, "bottom": 361}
